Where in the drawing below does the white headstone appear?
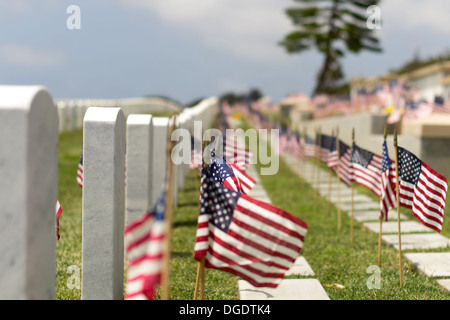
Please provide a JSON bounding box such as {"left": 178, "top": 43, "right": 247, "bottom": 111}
{"left": 82, "top": 106, "right": 126, "bottom": 300}
{"left": 0, "top": 85, "right": 58, "bottom": 299}
{"left": 151, "top": 117, "right": 169, "bottom": 208}
{"left": 125, "top": 114, "right": 153, "bottom": 226}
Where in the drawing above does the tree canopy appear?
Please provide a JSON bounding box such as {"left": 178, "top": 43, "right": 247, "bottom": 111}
{"left": 279, "top": 0, "right": 382, "bottom": 95}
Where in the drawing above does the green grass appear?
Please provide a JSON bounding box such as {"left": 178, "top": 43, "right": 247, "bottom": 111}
{"left": 56, "top": 129, "right": 83, "bottom": 300}
{"left": 55, "top": 121, "right": 450, "bottom": 300}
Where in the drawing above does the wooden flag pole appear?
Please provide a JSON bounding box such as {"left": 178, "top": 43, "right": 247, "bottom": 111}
{"left": 350, "top": 128, "right": 355, "bottom": 244}
{"left": 309, "top": 128, "right": 317, "bottom": 196}
{"left": 300, "top": 128, "right": 306, "bottom": 190}
{"left": 378, "top": 125, "right": 387, "bottom": 267}
{"left": 394, "top": 130, "right": 403, "bottom": 288}
{"left": 193, "top": 134, "right": 221, "bottom": 300}
{"left": 336, "top": 125, "right": 341, "bottom": 231}
{"left": 161, "top": 116, "right": 177, "bottom": 300}
{"left": 194, "top": 257, "right": 205, "bottom": 300}
{"left": 315, "top": 127, "right": 322, "bottom": 206}
{"left": 327, "top": 128, "right": 335, "bottom": 216}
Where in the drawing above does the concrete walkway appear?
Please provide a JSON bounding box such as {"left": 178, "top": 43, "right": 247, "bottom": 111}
{"left": 237, "top": 162, "right": 330, "bottom": 300}
{"left": 283, "top": 154, "right": 450, "bottom": 293}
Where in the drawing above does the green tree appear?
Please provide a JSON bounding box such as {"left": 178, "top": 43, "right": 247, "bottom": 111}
{"left": 279, "top": 0, "right": 382, "bottom": 95}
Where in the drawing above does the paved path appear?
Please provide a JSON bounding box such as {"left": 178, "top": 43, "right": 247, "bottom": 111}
{"left": 283, "top": 154, "right": 450, "bottom": 293}
{"left": 237, "top": 159, "right": 330, "bottom": 300}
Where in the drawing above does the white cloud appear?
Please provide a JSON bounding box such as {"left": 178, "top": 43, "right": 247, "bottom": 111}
{"left": 121, "top": 0, "right": 296, "bottom": 64}
{"left": 381, "top": 0, "right": 450, "bottom": 36}
{"left": 0, "top": 44, "right": 66, "bottom": 68}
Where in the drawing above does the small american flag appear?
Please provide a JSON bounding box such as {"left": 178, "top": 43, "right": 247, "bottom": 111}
{"left": 291, "top": 133, "right": 307, "bottom": 161}
{"left": 124, "top": 191, "right": 166, "bottom": 300}
{"left": 77, "top": 151, "right": 83, "bottom": 188}
{"left": 194, "top": 171, "right": 308, "bottom": 288}
{"left": 303, "top": 134, "right": 315, "bottom": 158}
{"left": 432, "top": 96, "right": 450, "bottom": 114}
{"left": 326, "top": 136, "right": 338, "bottom": 169}
{"left": 380, "top": 141, "right": 396, "bottom": 221}
{"left": 223, "top": 135, "right": 252, "bottom": 171}
{"left": 328, "top": 139, "right": 353, "bottom": 186}
{"left": 56, "top": 200, "right": 62, "bottom": 240}
{"left": 278, "top": 132, "right": 288, "bottom": 156}
{"left": 317, "top": 134, "right": 334, "bottom": 163}
{"left": 350, "top": 143, "right": 382, "bottom": 197}
{"left": 396, "top": 147, "right": 448, "bottom": 232}
{"left": 403, "top": 100, "right": 433, "bottom": 122}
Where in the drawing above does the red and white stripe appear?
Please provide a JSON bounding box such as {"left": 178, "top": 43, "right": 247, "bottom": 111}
{"left": 230, "top": 163, "right": 257, "bottom": 194}
{"left": 330, "top": 148, "right": 353, "bottom": 186}
{"left": 77, "top": 162, "right": 83, "bottom": 188}
{"left": 195, "top": 194, "right": 308, "bottom": 288}
{"left": 56, "top": 200, "right": 62, "bottom": 240}
{"left": 380, "top": 161, "right": 397, "bottom": 221}
{"left": 352, "top": 153, "right": 383, "bottom": 197}
{"left": 398, "top": 162, "right": 448, "bottom": 233}
{"left": 124, "top": 213, "right": 165, "bottom": 300}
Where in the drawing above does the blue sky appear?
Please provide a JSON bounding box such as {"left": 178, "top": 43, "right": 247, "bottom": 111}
{"left": 0, "top": 0, "right": 449, "bottom": 105}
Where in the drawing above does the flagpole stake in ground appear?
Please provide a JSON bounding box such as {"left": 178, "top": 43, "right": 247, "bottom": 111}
{"left": 315, "top": 127, "right": 322, "bottom": 207}
{"left": 378, "top": 125, "right": 387, "bottom": 267}
{"left": 161, "top": 116, "right": 177, "bottom": 300}
{"left": 393, "top": 130, "right": 403, "bottom": 288}
{"left": 327, "top": 128, "right": 335, "bottom": 216}
{"left": 194, "top": 139, "right": 211, "bottom": 300}
{"left": 336, "top": 125, "right": 341, "bottom": 231}
{"left": 310, "top": 128, "right": 317, "bottom": 197}
{"left": 350, "top": 128, "right": 355, "bottom": 244}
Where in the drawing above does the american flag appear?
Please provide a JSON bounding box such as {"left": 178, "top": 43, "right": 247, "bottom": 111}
{"left": 403, "top": 100, "right": 433, "bottom": 122}
{"left": 318, "top": 134, "right": 334, "bottom": 163}
{"left": 380, "top": 141, "right": 396, "bottom": 221}
{"left": 399, "top": 82, "right": 419, "bottom": 102}
{"left": 350, "top": 143, "right": 382, "bottom": 197}
{"left": 223, "top": 135, "right": 252, "bottom": 171}
{"left": 56, "top": 200, "right": 62, "bottom": 240}
{"left": 328, "top": 139, "right": 353, "bottom": 186}
{"left": 77, "top": 151, "right": 83, "bottom": 188}
{"left": 291, "top": 133, "right": 307, "bottom": 161}
{"left": 396, "top": 147, "right": 448, "bottom": 233}
{"left": 124, "top": 190, "right": 166, "bottom": 300}
{"left": 303, "top": 134, "right": 316, "bottom": 158}
{"left": 432, "top": 96, "right": 450, "bottom": 114}
{"left": 284, "top": 134, "right": 297, "bottom": 156}
{"left": 194, "top": 171, "right": 308, "bottom": 288}
{"left": 327, "top": 136, "right": 338, "bottom": 169}
{"left": 278, "top": 131, "right": 288, "bottom": 156}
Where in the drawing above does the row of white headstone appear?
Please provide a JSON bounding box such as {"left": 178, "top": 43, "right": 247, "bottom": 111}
{"left": 55, "top": 96, "right": 183, "bottom": 133}
{"left": 0, "top": 85, "right": 217, "bottom": 299}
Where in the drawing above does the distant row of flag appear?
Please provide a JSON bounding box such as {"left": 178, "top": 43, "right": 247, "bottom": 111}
{"left": 278, "top": 128, "right": 448, "bottom": 233}
{"left": 306, "top": 79, "right": 450, "bottom": 122}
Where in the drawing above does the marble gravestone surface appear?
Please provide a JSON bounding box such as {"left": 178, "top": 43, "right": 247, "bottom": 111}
{"left": 82, "top": 107, "right": 126, "bottom": 300}
{"left": 125, "top": 114, "right": 153, "bottom": 226}
{"left": 0, "top": 85, "right": 58, "bottom": 299}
